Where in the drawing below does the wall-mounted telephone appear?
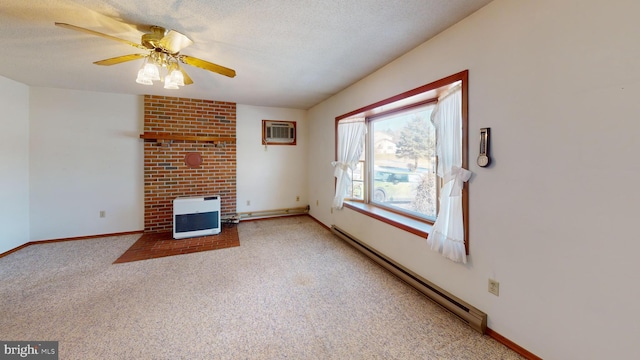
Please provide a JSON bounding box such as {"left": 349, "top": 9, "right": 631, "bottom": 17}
{"left": 477, "top": 128, "right": 491, "bottom": 167}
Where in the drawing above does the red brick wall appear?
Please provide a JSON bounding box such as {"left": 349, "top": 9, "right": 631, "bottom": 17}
{"left": 143, "top": 95, "right": 236, "bottom": 233}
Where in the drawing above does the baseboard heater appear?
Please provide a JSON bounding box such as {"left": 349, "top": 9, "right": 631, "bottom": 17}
{"left": 237, "top": 205, "right": 309, "bottom": 220}
{"left": 330, "top": 225, "right": 487, "bottom": 334}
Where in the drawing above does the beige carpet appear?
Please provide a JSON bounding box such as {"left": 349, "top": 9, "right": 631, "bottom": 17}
{"left": 0, "top": 216, "right": 522, "bottom": 359}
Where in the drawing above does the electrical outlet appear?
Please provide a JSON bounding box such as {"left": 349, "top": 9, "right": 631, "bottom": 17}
{"left": 488, "top": 279, "right": 500, "bottom": 296}
{"left": 246, "top": 200, "right": 250, "bottom": 206}
{"left": 296, "top": 196, "right": 300, "bottom": 202}
{"left": 316, "top": 200, "right": 319, "bottom": 206}
{"left": 99, "top": 210, "right": 106, "bottom": 218}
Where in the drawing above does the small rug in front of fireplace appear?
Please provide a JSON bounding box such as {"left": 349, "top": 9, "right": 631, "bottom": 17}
{"left": 113, "top": 225, "right": 239, "bottom": 264}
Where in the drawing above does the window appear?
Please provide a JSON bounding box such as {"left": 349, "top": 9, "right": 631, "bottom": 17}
{"left": 335, "top": 71, "right": 468, "bottom": 253}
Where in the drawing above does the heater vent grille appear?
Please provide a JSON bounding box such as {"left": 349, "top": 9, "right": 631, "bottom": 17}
{"left": 173, "top": 196, "right": 221, "bottom": 239}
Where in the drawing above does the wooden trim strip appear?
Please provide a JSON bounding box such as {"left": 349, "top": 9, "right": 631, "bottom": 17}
{"left": 336, "top": 70, "right": 468, "bottom": 121}
{"left": 0, "top": 243, "right": 32, "bottom": 259}
{"left": 366, "top": 98, "right": 439, "bottom": 121}
{"left": 0, "top": 230, "right": 143, "bottom": 259}
{"left": 460, "top": 70, "right": 469, "bottom": 255}
{"left": 307, "top": 214, "right": 331, "bottom": 231}
{"left": 486, "top": 328, "right": 542, "bottom": 360}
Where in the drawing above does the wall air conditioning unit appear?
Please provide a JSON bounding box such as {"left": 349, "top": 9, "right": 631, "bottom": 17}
{"left": 262, "top": 120, "right": 296, "bottom": 145}
{"left": 173, "top": 196, "right": 221, "bottom": 239}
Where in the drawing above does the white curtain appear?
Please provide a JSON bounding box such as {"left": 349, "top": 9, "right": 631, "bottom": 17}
{"left": 332, "top": 119, "right": 366, "bottom": 209}
{"left": 428, "top": 85, "right": 472, "bottom": 263}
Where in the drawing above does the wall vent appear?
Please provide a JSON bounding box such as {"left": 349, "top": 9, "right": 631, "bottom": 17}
{"left": 262, "top": 120, "right": 296, "bottom": 145}
{"left": 331, "top": 225, "right": 487, "bottom": 334}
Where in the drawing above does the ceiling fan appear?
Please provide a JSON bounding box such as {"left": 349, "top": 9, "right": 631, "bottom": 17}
{"left": 55, "top": 22, "right": 236, "bottom": 89}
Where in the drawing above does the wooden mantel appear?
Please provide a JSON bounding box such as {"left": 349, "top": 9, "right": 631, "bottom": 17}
{"left": 139, "top": 132, "right": 236, "bottom": 143}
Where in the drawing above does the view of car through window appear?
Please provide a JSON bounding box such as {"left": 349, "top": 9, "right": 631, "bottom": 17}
{"left": 347, "top": 103, "right": 438, "bottom": 220}
{"left": 351, "top": 167, "right": 435, "bottom": 219}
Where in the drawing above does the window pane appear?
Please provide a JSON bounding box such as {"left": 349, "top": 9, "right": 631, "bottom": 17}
{"left": 346, "top": 138, "right": 365, "bottom": 200}
{"left": 371, "top": 105, "right": 437, "bottom": 220}
{"left": 349, "top": 161, "right": 364, "bottom": 200}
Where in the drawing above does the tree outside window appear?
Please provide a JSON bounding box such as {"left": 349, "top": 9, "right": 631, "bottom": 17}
{"left": 369, "top": 105, "right": 437, "bottom": 220}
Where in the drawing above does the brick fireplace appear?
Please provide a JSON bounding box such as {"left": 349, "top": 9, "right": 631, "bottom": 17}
{"left": 142, "top": 95, "right": 236, "bottom": 233}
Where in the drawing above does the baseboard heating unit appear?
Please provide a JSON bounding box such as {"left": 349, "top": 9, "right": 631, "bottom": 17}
{"left": 173, "top": 196, "right": 221, "bottom": 239}
{"left": 330, "top": 225, "right": 487, "bottom": 334}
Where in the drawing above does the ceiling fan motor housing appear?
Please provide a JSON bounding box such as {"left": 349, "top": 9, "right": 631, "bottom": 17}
{"left": 141, "top": 26, "right": 167, "bottom": 51}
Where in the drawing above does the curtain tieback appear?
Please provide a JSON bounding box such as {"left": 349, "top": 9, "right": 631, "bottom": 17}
{"left": 330, "top": 161, "right": 351, "bottom": 171}
{"left": 443, "top": 166, "right": 472, "bottom": 196}
{"left": 331, "top": 161, "right": 355, "bottom": 179}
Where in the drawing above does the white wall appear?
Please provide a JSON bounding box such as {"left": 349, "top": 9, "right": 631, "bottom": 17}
{"left": 29, "top": 87, "right": 144, "bottom": 240}
{"left": 308, "top": 0, "right": 640, "bottom": 359}
{"left": 4, "top": 87, "right": 307, "bottom": 245}
{"left": 0, "top": 76, "right": 30, "bottom": 253}
{"left": 237, "top": 105, "right": 308, "bottom": 213}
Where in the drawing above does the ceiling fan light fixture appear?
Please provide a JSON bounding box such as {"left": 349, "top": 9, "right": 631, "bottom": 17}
{"left": 55, "top": 22, "right": 236, "bottom": 90}
{"left": 142, "top": 62, "right": 161, "bottom": 81}
{"left": 163, "top": 80, "right": 180, "bottom": 90}
{"left": 135, "top": 68, "right": 153, "bottom": 85}
{"left": 169, "top": 69, "right": 185, "bottom": 87}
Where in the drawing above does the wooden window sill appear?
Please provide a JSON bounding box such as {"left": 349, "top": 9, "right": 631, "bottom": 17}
{"left": 343, "top": 201, "right": 432, "bottom": 238}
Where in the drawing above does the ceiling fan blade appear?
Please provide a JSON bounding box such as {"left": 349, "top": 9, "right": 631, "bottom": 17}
{"left": 177, "top": 64, "right": 194, "bottom": 85}
{"left": 179, "top": 55, "right": 236, "bottom": 78}
{"left": 159, "top": 30, "right": 193, "bottom": 54}
{"left": 55, "top": 22, "right": 147, "bottom": 50}
{"left": 94, "top": 53, "right": 147, "bottom": 66}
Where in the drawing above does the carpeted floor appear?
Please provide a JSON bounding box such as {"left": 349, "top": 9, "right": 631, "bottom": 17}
{"left": 0, "top": 216, "right": 523, "bottom": 359}
{"left": 113, "top": 224, "right": 239, "bottom": 264}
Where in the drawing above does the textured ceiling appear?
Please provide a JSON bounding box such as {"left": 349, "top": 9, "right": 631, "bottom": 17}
{"left": 0, "top": 0, "right": 492, "bottom": 109}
